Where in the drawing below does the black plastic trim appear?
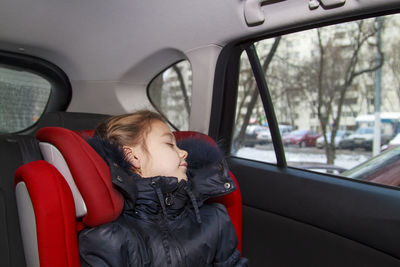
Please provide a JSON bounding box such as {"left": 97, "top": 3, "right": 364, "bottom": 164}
{"left": 245, "top": 45, "right": 286, "bottom": 167}
{"left": 209, "top": 44, "right": 242, "bottom": 153}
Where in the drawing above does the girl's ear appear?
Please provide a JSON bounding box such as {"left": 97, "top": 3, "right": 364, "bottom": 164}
{"left": 123, "top": 146, "right": 141, "bottom": 169}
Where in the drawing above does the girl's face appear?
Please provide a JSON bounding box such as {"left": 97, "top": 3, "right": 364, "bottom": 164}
{"left": 125, "top": 120, "right": 188, "bottom": 181}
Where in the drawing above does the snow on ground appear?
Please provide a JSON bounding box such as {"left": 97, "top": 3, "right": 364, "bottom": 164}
{"left": 235, "top": 147, "right": 371, "bottom": 170}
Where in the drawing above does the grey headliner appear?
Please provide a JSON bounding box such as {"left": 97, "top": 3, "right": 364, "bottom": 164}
{"left": 1, "top": 0, "right": 396, "bottom": 82}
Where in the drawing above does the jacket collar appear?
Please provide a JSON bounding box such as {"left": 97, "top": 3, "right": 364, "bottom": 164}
{"left": 130, "top": 176, "right": 190, "bottom": 219}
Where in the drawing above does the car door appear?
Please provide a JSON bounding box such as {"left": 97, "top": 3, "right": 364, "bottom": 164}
{"left": 209, "top": 6, "right": 400, "bottom": 267}
{"left": 305, "top": 131, "right": 316, "bottom": 147}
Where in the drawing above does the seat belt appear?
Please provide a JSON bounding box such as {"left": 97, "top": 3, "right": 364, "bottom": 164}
{"left": 7, "top": 135, "right": 43, "bottom": 164}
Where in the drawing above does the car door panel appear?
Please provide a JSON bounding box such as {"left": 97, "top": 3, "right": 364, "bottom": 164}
{"left": 228, "top": 157, "right": 400, "bottom": 266}
{"left": 243, "top": 205, "right": 400, "bottom": 266}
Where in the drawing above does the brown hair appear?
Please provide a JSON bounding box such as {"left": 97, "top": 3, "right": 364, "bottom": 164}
{"left": 95, "top": 110, "right": 165, "bottom": 153}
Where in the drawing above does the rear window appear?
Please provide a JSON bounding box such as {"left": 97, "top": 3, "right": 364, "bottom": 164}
{"left": 0, "top": 66, "right": 51, "bottom": 133}
{"left": 147, "top": 60, "right": 192, "bottom": 130}
{"left": 0, "top": 52, "right": 71, "bottom": 134}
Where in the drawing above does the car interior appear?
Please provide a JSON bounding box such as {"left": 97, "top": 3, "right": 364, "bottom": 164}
{"left": 2, "top": 0, "right": 400, "bottom": 266}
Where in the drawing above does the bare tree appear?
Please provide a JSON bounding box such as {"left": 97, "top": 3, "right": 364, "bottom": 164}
{"left": 308, "top": 19, "right": 384, "bottom": 164}
{"left": 387, "top": 36, "right": 400, "bottom": 102}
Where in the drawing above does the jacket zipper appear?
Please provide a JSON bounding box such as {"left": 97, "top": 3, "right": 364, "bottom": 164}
{"left": 158, "top": 215, "right": 173, "bottom": 267}
{"left": 159, "top": 211, "right": 186, "bottom": 267}
{"left": 169, "top": 230, "right": 185, "bottom": 267}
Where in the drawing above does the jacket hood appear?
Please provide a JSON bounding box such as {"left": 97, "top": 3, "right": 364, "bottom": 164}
{"left": 177, "top": 137, "right": 236, "bottom": 205}
{"left": 88, "top": 135, "right": 133, "bottom": 174}
{"left": 177, "top": 137, "right": 223, "bottom": 169}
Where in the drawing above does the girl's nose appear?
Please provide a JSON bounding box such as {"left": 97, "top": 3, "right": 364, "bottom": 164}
{"left": 179, "top": 148, "right": 188, "bottom": 159}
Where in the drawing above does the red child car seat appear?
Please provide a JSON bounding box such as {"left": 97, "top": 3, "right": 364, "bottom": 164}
{"left": 14, "top": 127, "right": 242, "bottom": 267}
{"left": 15, "top": 160, "right": 81, "bottom": 267}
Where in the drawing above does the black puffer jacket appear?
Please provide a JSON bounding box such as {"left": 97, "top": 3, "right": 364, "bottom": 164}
{"left": 79, "top": 136, "right": 248, "bottom": 267}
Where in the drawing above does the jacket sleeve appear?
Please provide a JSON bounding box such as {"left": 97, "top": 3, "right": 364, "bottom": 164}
{"left": 212, "top": 203, "right": 249, "bottom": 267}
{"left": 79, "top": 220, "right": 150, "bottom": 267}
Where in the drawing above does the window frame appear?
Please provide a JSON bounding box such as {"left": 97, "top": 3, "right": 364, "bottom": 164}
{"left": 211, "top": 8, "right": 400, "bottom": 185}
{"left": 0, "top": 50, "right": 72, "bottom": 134}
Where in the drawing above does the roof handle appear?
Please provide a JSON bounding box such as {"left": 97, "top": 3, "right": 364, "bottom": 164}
{"left": 244, "top": 0, "right": 346, "bottom": 27}
{"left": 309, "top": 0, "right": 346, "bottom": 10}
{"left": 243, "top": 0, "right": 267, "bottom": 27}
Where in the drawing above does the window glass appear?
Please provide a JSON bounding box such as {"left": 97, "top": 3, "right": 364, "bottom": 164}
{"left": 0, "top": 66, "right": 51, "bottom": 133}
{"left": 148, "top": 61, "right": 192, "bottom": 130}
{"left": 232, "top": 52, "right": 273, "bottom": 160}
{"left": 232, "top": 14, "right": 400, "bottom": 187}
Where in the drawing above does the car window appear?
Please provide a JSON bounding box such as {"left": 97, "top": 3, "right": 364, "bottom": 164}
{"left": 148, "top": 60, "right": 192, "bottom": 131}
{"left": 232, "top": 13, "right": 400, "bottom": 187}
{"left": 0, "top": 65, "right": 51, "bottom": 133}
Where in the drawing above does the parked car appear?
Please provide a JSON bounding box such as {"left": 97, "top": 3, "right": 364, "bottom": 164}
{"left": 243, "top": 125, "right": 268, "bottom": 146}
{"left": 282, "top": 130, "right": 321, "bottom": 147}
{"left": 342, "top": 146, "right": 400, "bottom": 187}
{"left": 316, "top": 130, "right": 353, "bottom": 149}
{"left": 256, "top": 125, "right": 293, "bottom": 144}
{"left": 362, "top": 133, "right": 392, "bottom": 151}
{"left": 339, "top": 127, "right": 391, "bottom": 150}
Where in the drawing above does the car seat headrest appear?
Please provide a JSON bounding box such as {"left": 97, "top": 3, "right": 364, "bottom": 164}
{"left": 36, "top": 127, "right": 124, "bottom": 227}
{"left": 174, "top": 131, "right": 216, "bottom": 145}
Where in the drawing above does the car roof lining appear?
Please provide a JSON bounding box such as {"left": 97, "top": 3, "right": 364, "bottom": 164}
{"left": 1, "top": 0, "right": 398, "bottom": 84}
